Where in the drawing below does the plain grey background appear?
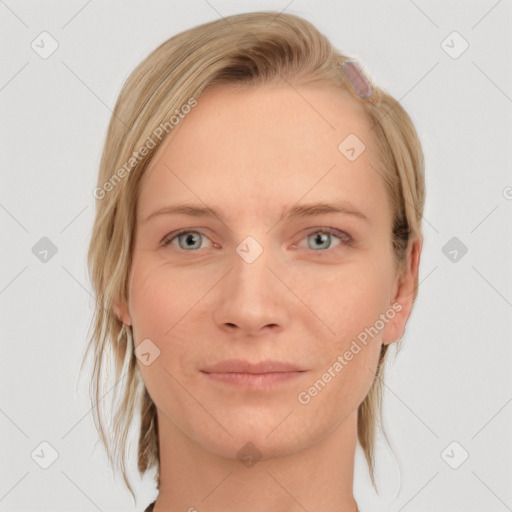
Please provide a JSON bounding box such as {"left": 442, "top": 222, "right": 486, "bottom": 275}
{"left": 1, "top": 1, "right": 511, "bottom": 511}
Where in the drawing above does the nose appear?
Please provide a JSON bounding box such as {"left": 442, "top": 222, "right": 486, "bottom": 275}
{"left": 213, "top": 239, "right": 289, "bottom": 337}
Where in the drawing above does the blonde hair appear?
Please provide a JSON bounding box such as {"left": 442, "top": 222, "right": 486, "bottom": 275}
{"left": 81, "top": 10, "right": 425, "bottom": 501}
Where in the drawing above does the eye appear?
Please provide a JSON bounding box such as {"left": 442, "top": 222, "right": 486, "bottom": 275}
{"left": 161, "top": 229, "right": 214, "bottom": 251}
{"left": 298, "top": 228, "right": 353, "bottom": 252}
{"left": 161, "top": 227, "right": 353, "bottom": 253}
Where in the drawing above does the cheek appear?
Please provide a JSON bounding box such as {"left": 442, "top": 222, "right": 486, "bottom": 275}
{"left": 301, "top": 259, "right": 392, "bottom": 400}
{"left": 129, "top": 261, "right": 208, "bottom": 379}
{"left": 129, "top": 266, "right": 166, "bottom": 336}
{"left": 129, "top": 260, "right": 200, "bottom": 334}
{"left": 302, "top": 260, "right": 394, "bottom": 344}
{"left": 129, "top": 263, "right": 202, "bottom": 416}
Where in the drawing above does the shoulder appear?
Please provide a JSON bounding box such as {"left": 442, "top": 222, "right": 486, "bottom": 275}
{"left": 144, "top": 501, "right": 156, "bottom": 512}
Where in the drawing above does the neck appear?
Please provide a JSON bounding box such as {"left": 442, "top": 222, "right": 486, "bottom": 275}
{"left": 153, "top": 409, "right": 359, "bottom": 512}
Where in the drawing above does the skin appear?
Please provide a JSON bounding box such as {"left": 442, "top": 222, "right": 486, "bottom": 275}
{"left": 115, "top": 83, "right": 422, "bottom": 512}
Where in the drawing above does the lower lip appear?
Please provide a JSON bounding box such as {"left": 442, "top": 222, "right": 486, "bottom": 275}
{"left": 201, "top": 371, "right": 305, "bottom": 390}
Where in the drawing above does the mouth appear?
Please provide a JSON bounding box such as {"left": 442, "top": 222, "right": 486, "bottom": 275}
{"left": 200, "top": 359, "right": 308, "bottom": 391}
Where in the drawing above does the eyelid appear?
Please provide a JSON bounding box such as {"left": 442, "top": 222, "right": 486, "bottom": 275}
{"left": 161, "top": 227, "right": 353, "bottom": 251}
{"left": 295, "top": 227, "right": 353, "bottom": 248}
{"left": 161, "top": 228, "right": 214, "bottom": 248}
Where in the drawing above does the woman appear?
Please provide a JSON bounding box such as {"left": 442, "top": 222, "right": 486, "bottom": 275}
{"left": 82, "top": 10, "right": 425, "bottom": 512}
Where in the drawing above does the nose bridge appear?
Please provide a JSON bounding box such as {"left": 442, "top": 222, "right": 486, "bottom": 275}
{"left": 213, "top": 232, "right": 288, "bottom": 334}
{"left": 231, "top": 233, "right": 277, "bottom": 303}
{"left": 238, "top": 236, "right": 270, "bottom": 277}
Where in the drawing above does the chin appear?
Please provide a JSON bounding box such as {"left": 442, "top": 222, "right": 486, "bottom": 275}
{"left": 200, "top": 431, "right": 308, "bottom": 464}
{"left": 188, "top": 412, "right": 316, "bottom": 463}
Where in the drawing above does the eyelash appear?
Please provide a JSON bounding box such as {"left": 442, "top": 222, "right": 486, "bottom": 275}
{"left": 161, "top": 227, "right": 354, "bottom": 253}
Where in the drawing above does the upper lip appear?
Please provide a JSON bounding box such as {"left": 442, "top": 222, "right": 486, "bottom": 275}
{"left": 201, "top": 359, "right": 306, "bottom": 374}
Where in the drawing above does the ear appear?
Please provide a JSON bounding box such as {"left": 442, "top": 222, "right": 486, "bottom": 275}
{"left": 113, "top": 299, "right": 132, "bottom": 326}
{"left": 382, "top": 236, "right": 423, "bottom": 345}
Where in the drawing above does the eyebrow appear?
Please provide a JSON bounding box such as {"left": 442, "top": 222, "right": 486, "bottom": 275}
{"left": 142, "top": 201, "right": 369, "bottom": 225}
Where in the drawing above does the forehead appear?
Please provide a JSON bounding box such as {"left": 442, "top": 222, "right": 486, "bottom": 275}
{"left": 137, "top": 83, "right": 388, "bottom": 226}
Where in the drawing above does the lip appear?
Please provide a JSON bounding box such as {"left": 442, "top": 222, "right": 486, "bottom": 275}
{"left": 200, "top": 359, "right": 308, "bottom": 391}
{"left": 200, "top": 359, "right": 306, "bottom": 374}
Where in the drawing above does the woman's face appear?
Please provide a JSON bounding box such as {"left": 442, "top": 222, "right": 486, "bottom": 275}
{"left": 116, "top": 83, "right": 416, "bottom": 460}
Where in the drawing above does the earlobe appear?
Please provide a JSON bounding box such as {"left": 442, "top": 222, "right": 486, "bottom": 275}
{"left": 113, "top": 300, "right": 132, "bottom": 326}
{"left": 382, "top": 237, "right": 423, "bottom": 345}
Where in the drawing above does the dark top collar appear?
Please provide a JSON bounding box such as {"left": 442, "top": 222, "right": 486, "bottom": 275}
{"left": 144, "top": 500, "right": 156, "bottom": 512}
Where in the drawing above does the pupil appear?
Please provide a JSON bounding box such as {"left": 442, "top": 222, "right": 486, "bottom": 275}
{"left": 314, "top": 233, "right": 329, "bottom": 249}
